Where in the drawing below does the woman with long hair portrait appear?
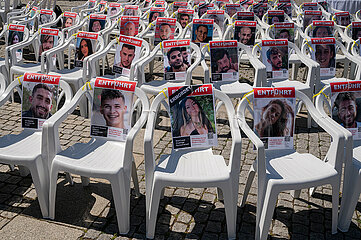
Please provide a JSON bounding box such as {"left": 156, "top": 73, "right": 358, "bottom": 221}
{"left": 77, "top": 38, "right": 93, "bottom": 61}
{"left": 176, "top": 96, "right": 214, "bottom": 136}
{"left": 255, "top": 99, "right": 294, "bottom": 137}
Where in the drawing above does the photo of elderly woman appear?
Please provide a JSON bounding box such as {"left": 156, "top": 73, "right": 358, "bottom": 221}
{"left": 255, "top": 99, "right": 294, "bottom": 138}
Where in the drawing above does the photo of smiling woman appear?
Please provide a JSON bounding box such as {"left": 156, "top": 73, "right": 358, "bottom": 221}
{"left": 255, "top": 99, "right": 294, "bottom": 138}
{"left": 172, "top": 96, "right": 215, "bottom": 137}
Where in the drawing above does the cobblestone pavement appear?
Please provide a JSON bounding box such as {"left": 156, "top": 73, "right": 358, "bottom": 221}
{"left": 0, "top": 1, "right": 361, "bottom": 240}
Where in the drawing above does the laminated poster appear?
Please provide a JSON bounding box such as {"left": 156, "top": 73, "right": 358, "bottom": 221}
{"left": 234, "top": 20, "right": 256, "bottom": 46}
{"left": 303, "top": 10, "right": 322, "bottom": 30}
{"left": 352, "top": 22, "right": 361, "bottom": 40}
{"left": 177, "top": 9, "right": 194, "bottom": 29}
{"left": 120, "top": 16, "right": 140, "bottom": 37}
{"left": 310, "top": 37, "right": 336, "bottom": 77}
{"left": 210, "top": 40, "right": 238, "bottom": 81}
{"left": 303, "top": 2, "right": 318, "bottom": 11}
{"left": 149, "top": 7, "right": 165, "bottom": 23}
{"left": 21, "top": 73, "right": 60, "bottom": 130}
{"left": 173, "top": 2, "right": 188, "bottom": 12}
{"left": 124, "top": 5, "right": 139, "bottom": 16}
{"left": 39, "top": 9, "right": 53, "bottom": 25}
{"left": 237, "top": 11, "right": 254, "bottom": 21}
{"left": 191, "top": 19, "right": 214, "bottom": 48}
{"left": 154, "top": 17, "right": 176, "bottom": 46}
{"left": 267, "top": 10, "right": 284, "bottom": 25}
{"left": 113, "top": 36, "right": 142, "bottom": 77}
{"left": 311, "top": 20, "right": 334, "bottom": 38}
{"left": 168, "top": 84, "right": 217, "bottom": 149}
{"left": 330, "top": 81, "right": 361, "bottom": 139}
{"left": 108, "top": 3, "right": 121, "bottom": 23}
{"left": 274, "top": 22, "right": 294, "bottom": 42}
{"left": 74, "top": 32, "right": 98, "bottom": 67}
{"left": 261, "top": 39, "right": 289, "bottom": 79}
{"left": 8, "top": 24, "right": 25, "bottom": 61}
{"left": 38, "top": 28, "right": 59, "bottom": 64}
{"left": 252, "top": 3, "right": 267, "bottom": 20}
{"left": 163, "top": 39, "right": 191, "bottom": 81}
{"left": 89, "top": 14, "right": 107, "bottom": 33}
{"left": 206, "top": 10, "right": 225, "bottom": 32}
{"left": 62, "top": 12, "right": 77, "bottom": 31}
{"left": 253, "top": 87, "right": 296, "bottom": 150}
{"left": 91, "top": 78, "right": 136, "bottom": 141}
{"left": 225, "top": 3, "right": 241, "bottom": 17}
{"left": 277, "top": 3, "right": 292, "bottom": 18}
{"left": 334, "top": 11, "right": 350, "bottom": 27}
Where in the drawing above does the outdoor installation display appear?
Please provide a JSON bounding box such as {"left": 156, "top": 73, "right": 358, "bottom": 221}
{"left": 113, "top": 36, "right": 142, "bottom": 77}
{"left": 75, "top": 32, "right": 99, "bottom": 67}
{"left": 261, "top": 39, "right": 289, "bottom": 79}
{"left": 310, "top": 37, "right": 336, "bottom": 77}
{"left": 163, "top": 39, "right": 191, "bottom": 81}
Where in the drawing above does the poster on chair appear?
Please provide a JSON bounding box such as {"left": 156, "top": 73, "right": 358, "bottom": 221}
{"left": 113, "top": 36, "right": 142, "bottom": 77}
{"left": 261, "top": 39, "right": 288, "bottom": 79}
{"left": 154, "top": 17, "right": 176, "bottom": 46}
{"left": 90, "top": 78, "right": 136, "bottom": 141}
{"left": 303, "top": 2, "right": 318, "bottom": 11}
{"left": 123, "top": 5, "right": 139, "bottom": 16}
{"left": 253, "top": 87, "right": 296, "bottom": 150}
{"left": 21, "top": 73, "right": 60, "bottom": 130}
{"left": 267, "top": 10, "right": 285, "bottom": 25}
{"left": 8, "top": 24, "right": 25, "bottom": 61}
{"left": 277, "top": 3, "right": 292, "bottom": 18}
{"left": 168, "top": 84, "right": 217, "bottom": 149}
{"left": 310, "top": 37, "right": 336, "bottom": 77}
{"left": 39, "top": 9, "right": 53, "bottom": 25}
{"left": 274, "top": 22, "right": 294, "bottom": 42}
{"left": 108, "top": 3, "right": 122, "bottom": 23}
{"left": 206, "top": 10, "right": 225, "bottom": 32}
{"left": 351, "top": 22, "right": 361, "bottom": 40}
{"left": 149, "top": 7, "right": 165, "bottom": 23}
{"left": 237, "top": 11, "right": 254, "bottom": 21}
{"left": 74, "top": 32, "right": 99, "bottom": 68}
{"left": 191, "top": 19, "right": 214, "bottom": 49}
{"left": 334, "top": 12, "right": 350, "bottom": 27}
{"left": 234, "top": 21, "right": 256, "bottom": 46}
{"left": 163, "top": 39, "right": 191, "bottom": 81}
{"left": 177, "top": 9, "right": 194, "bottom": 29}
{"left": 173, "top": 2, "right": 188, "bottom": 12}
{"left": 210, "top": 40, "right": 238, "bottom": 82}
{"left": 38, "top": 28, "right": 59, "bottom": 65}
{"left": 89, "top": 14, "right": 107, "bottom": 33}
{"left": 311, "top": 20, "right": 334, "bottom": 38}
{"left": 303, "top": 10, "right": 322, "bottom": 30}
{"left": 225, "top": 3, "right": 241, "bottom": 17}
{"left": 120, "top": 16, "right": 140, "bottom": 37}
{"left": 252, "top": 3, "right": 268, "bottom": 20}
{"left": 330, "top": 81, "right": 361, "bottom": 139}
{"left": 62, "top": 12, "right": 77, "bottom": 38}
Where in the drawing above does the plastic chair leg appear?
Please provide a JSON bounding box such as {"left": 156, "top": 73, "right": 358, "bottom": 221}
{"left": 65, "top": 172, "right": 74, "bottom": 185}
{"left": 19, "top": 165, "right": 30, "bottom": 176}
{"left": 222, "top": 183, "right": 237, "bottom": 239}
{"left": 28, "top": 160, "right": 49, "bottom": 218}
{"left": 49, "top": 165, "right": 60, "bottom": 220}
{"left": 331, "top": 179, "right": 340, "bottom": 234}
{"left": 291, "top": 63, "right": 300, "bottom": 80}
{"left": 110, "top": 173, "right": 130, "bottom": 234}
{"left": 241, "top": 165, "right": 256, "bottom": 207}
{"left": 131, "top": 160, "right": 140, "bottom": 197}
{"left": 338, "top": 169, "right": 361, "bottom": 232}
{"left": 217, "top": 187, "right": 224, "bottom": 201}
{"left": 146, "top": 182, "right": 163, "bottom": 239}
{"left": 81, "top": 176, "right": 90, "bottom": 186}
{"left": 257, "top": 187, "right": 279, "bottom": 240}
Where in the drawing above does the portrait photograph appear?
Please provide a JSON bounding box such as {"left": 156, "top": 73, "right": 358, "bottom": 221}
{"left": 75, "top": 37, "right": 96, "bottom": 67}
{"left": 303, "top": 12, "right": 322, "bottom": 30}
{"left": 274, "top": 26, "right": 294, "bottom": 42}
{"left": 113, "top": 41, "right": 141, "bottom": 77}
{"left": 261, "top": 42, "right": 289, "bottom": 79}
{"left": 210, "top": 41, "right": 239, "bottom": 82}
{"left": 39, "top": 13, "right": 52, "bottom": 25}
{"left": 177, "top": 10, "right": 194, "bottom": 29}
{"left": 89, "top": 17, "right": 106, "bottom": 33}
{"left": 8, "top": 29, "right": 24, "bottom": 46}
{"left": 335, "top": 12, "right": 350, "bottom": 27}
{"left": 352, "top": 23, "right": 361, "bottom": 40}
{"left": 154, "top": 18, "right": 176, "bottom": 46}
{"left": 38, "top": 32, "right": 58, "bottom": 63}
{"left": 234, "top": 22, "right": 256, "bottom": 46}
{"left": 191, "top": 20, "right": 214, "bottom": 47}
{"left": 120, "top": 17, "right": 140, "bottom": 37}
{"left": 149, "top": 9, "right": 165, "bottom": 23}
{"left": 163, "top": 43, "right": 191, "bottom": 81}
{"left": 237, "top": 12, "right": 255, "bottom": 21}
{"left": 311, "top": 41, "right": 336, "bottom": 76}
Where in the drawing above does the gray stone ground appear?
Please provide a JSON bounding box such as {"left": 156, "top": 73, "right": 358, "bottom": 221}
{"left": 0, "top": 0, "right": 360, "bottom": 239}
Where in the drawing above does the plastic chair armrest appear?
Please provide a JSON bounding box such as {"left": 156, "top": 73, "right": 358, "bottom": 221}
{"left": 0, "top": 79, "right": 20, "bottom": 106}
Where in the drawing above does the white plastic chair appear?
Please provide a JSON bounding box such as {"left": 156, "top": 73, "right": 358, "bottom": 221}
{"left": 144, "top": 88, "right": 242, "bottom": 239}
{"left": 47, "top": 80, "right": 149, "bottom": 234}
{"left": 136, "top": 41, "right": 202, "bottom": 95}
{"left": 237, "top": 89, "right": 345, "bottom": 240}
{"left": 314, "top": 84, "right": 359, "bottom": 233}
{"left": 9, "top": 29, "right": 65, "bottom": 83}
{"left": 87, "top": 36, "right": 151, "bottom": 80}
{"left": 0, "top": 74, "right": 73, "bottom": 218}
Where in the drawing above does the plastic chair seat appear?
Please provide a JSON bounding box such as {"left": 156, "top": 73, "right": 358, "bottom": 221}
{"left": 265, "top": 151, "right": 338, "bottom": 186}
{"left": 52, "top": 139, "right": 127, "bottom": 177}
{"left": 140, "top": 80, "right": 186, "bottom": 95}
{"left": 0, "top": 132, "right": 42, "bottom": 161}
{"left": 11, "top": 63, "right": 42, "bottom": 74}
{"left": 155, "top": 148, "right": 230, "bottom": 186}
{"left": 49, "top": 68, "right": 84, "bottom": 82}
{"left": 212, "top": 81, "right": 253, "bottom": 98}
{"left": 321, "top": 77, "right": 348, "bottom": 87}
